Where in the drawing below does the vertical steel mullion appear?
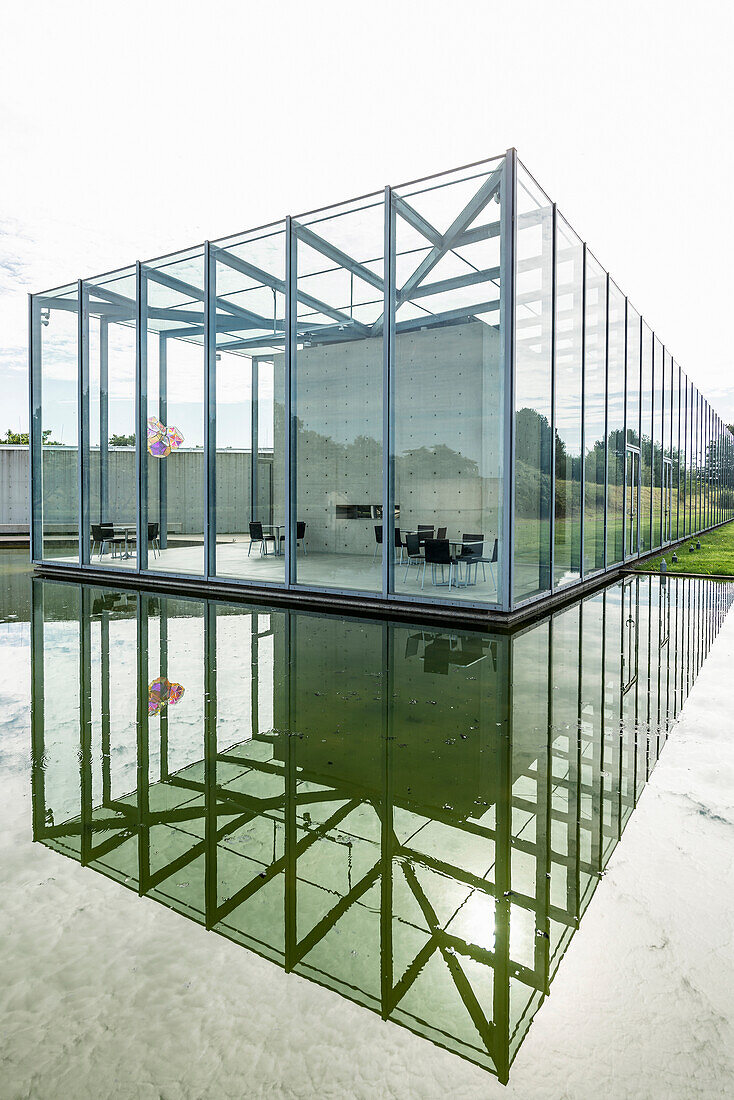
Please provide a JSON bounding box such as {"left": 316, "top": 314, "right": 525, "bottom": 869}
{"left": 501, "top": 149, "right": 517, "bottom": 610}
{"left": 622, "top": 299, "right": 628, "bottom": 560}
{"left": 382, "top": 186, "right": 395, "bottom": 600}
{"left": 549, "top": 204, "right": 557, "bottom": 592}
{"left": 204, "top": 242, "right": 216, "bottom": 579}
{"left": 29, "top": 294, "right": 42, "bottom": 561}
{"left": 251, "top": 356, "right": 259, "bottom": 521}
{"left": 579, "top": 244, "right": 586, "bottom": 578}
{"left": 675, "top": 365, "right": 681, "bottom": 541}
{"left": 285, "top": 217, "right": 296, "bottom": 588}
{"left": 603, "top": 274, "right": 610, "bottom": 572}
{"left": 633, "top": 316, "right": 638, "bottom": 558}
{"left": 99, "top": 317, "right": 109, "bottom": 524}
{"left": 136, "top": 263, "right": 148, "bottom": 572}
{"left": 158, "top": 334, "right": 168, "bottom": 551}
{"left": 78, "top": 280, "right": 90, "bottom": 565}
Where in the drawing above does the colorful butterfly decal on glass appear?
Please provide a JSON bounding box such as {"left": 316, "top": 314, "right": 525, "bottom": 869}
{"left": 148, "top": 676, "right": 185, "bottom": 717}
{"left": 147, "top": 416, "right": 184, "bottom": 458}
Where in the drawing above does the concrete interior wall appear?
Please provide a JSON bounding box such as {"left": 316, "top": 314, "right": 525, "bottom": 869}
{"left": 271, "top": 319, "right": 503, "bottom": 555}
{"left": 7, "top": 449, "right": 274, "bottom": 536}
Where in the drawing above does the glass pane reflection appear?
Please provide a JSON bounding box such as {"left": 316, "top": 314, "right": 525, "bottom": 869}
{"left": 30, "top": 573, "right": 734, "bottom": 1082}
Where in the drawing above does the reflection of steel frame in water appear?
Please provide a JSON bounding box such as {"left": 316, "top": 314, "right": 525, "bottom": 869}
{"left": 29, "top": 575, "right": 734, "bottom": 1081}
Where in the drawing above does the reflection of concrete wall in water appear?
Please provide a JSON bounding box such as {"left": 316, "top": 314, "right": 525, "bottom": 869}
{"left": 4, "top": 448, "right": 273, "bottom": 535}
{"left": 272, "top": 321, "right": 503, "bottom": 555}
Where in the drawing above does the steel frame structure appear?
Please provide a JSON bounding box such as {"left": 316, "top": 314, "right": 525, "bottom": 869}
{"left": 29, "top": 151, "right": 734, "bottom": 618}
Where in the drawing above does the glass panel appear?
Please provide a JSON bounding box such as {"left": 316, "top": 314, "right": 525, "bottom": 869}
{"left": 553, "top": 215, "right": 582, "bottom": 587}
{"left": 661, "top": 350, "right": 673, "bottom": 544}
{"left": 640, "top": 322, "right": 653, "bottom": 552}
{"left": 605, "top": 283, "right": 625, "bottom": 565}
{"left": 293, "top": 194, "right": 384, "bottom": 593}
{"left": 624, "top": 305, "right": 641, "bottom": 558}
{"left": 211, "top": 223, "right": 286, "bottom": 585}
{"left": 85, "top": 268, "right": 137, "bottom": 570}
{"left": 583, "top": 253, "right": 606, "bottom": 575}
{"left": 625, "top": 306, "right": 641, "bottom": 451}
{"left": 672, "top": 363, "right": 681, "bottom": 541}
{"left": 514, "top": 165, "right": 552, "bottom": 601}
{"left": 393, "top": 157, "right": 506, "bottom": 605}
{"left": 34, "top": 284, "right": 79, "bottom": 561}
{"left": 144, "top": 248, "right": 206, "bottom": 576}
{"left": 651, "top": 338, "right": 664, "bottom": 550}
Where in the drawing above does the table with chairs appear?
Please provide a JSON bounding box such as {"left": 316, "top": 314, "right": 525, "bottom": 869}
{"left": 249, "top": 521, "right": 307, "bottom": 557}
{"left": 91, "top": 522, "right": 160, "bottom": 562}
{"left": 396, "top": 526, "right": 498, "bottom": 590}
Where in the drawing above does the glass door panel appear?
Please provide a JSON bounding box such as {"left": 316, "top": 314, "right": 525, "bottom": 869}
{"left": 625, "top": 447, "right": 640, "bottom": 558}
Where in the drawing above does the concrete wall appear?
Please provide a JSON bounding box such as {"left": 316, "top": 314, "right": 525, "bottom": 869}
{"left": 0, "top": 447, "right": 273, "bottom": 535}
{"left": 272, "top": 320, "right": 504, "bottom": 555}
{"left": 0, "top": 447, "right": 30, "bottom": 533}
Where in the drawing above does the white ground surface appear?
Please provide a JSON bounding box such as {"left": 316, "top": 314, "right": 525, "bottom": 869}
{"left": 2, "top": 605, "right": 734, "bottom": 1099}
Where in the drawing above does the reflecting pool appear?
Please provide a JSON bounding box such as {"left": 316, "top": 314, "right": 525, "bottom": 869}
{"left": 27, "top": 572, "right": 734, "bottom": 1082}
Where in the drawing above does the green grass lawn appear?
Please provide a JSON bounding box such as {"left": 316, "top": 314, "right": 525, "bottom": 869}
{"left": 633, "top": 520, "right": 734, "bottom": 576}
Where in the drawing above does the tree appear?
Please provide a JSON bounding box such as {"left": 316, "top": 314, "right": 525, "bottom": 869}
{"left": 1, "top": 428, "right": 59, "bottom": 445}
{"left": 109, "top": 432, "right": 135, "bottom": 447}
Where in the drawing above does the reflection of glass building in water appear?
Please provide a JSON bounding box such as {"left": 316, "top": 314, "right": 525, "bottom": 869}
{"left": 29, "top": 151, "right": 734, "bottom": 617}
{"left": 31, "top": 575, "right": 734, "bottom": 1080}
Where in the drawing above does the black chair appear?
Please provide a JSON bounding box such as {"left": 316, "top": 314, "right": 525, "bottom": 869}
{"left": 402, "top": 532, "right": 423, "bottom": 582}
{"left": 457, "top": 539, "right": 484, "bottom": 586}
{"left": 421, "top": 539, "right": 457, "bottom": 589}
{"left": 372, "top": 524, "right": 383, "bottom": 562}
{"left": 417, "top": 525, "right": 434, "bottom": 543}
{"left": 148, "top": 522, "right": 161, "bottom": 559}
{"left": 395, "top": 527, "right": 405, "bottom": 565}
{"left": 91, "top": 522, "right": 124, "bottom": 560}
{"left": 278, "top": 521, "right": 307, "bottom": 554}
{"left": 436, "top": 526, "right": 447, "bottom": 540}
{"left": 248, "top": 521, "right": 276, "bottom": 556}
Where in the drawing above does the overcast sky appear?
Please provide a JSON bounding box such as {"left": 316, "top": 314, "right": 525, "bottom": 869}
{"left": 1, "top": 0, "right": 733, "bottom": 431}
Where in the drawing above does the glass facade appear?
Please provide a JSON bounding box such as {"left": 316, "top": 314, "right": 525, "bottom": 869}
{"left": 30, "top": 151, "right": 734, "bottom": 614}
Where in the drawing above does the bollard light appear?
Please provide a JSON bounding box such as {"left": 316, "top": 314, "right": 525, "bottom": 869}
{"left": 660, "top": 558, "right": 667, "bottom": 574}
{"left": 672, "top": 551, "right": 678, "bottom": 563}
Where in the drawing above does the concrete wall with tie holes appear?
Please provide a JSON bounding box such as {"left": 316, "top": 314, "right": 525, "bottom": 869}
{"left": 272, "top": 319, "right": 504, "bottom": 557}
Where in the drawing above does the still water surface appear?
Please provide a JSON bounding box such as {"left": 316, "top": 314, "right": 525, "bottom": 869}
{"left": 4, "top": 555, "right": 733, "bottom": 1083}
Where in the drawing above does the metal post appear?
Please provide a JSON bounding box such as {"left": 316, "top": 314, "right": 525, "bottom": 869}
{"left": 78, "top": 280, "right": 90, "bottom": 564}
{"left": 136, "top": 262, "right": 149, "bottom": 571}
{"left": 621, "top": 298, "right": 628, "bottom": 561}
{"left": 285, "top": 216, "right": 297, "bottom": 587}
{"left": 99, "top": 317, "right": 109, "bottom": 523}
{"left": 579, "top": 244, "right": 587, "bottom": 579}
{"left": 251, "top": 356, "right": 259, "bottom": 520}
{"left": 205, "top": 241, "right": 216, "bottom": 579}
{"left": 501, "top": 149, "right": 517, "bottom": 611}
{"left": 603, "top": 274, "right": 609, "bottom": 572}
{"left": 29, "top": 294, "right": 43, "bottom": 561}
{"left": 549, "top": 204, "right": 557, "bottom": 593}
{"left": 382, "top": 185, "right": 395, "bottom": 600}
{"left": 158, "top": 334, "right": 168, "bottom": 551}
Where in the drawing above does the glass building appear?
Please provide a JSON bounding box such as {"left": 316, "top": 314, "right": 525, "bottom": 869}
{"left": 29, "top": 150, "right": 734, "bottom": 617}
